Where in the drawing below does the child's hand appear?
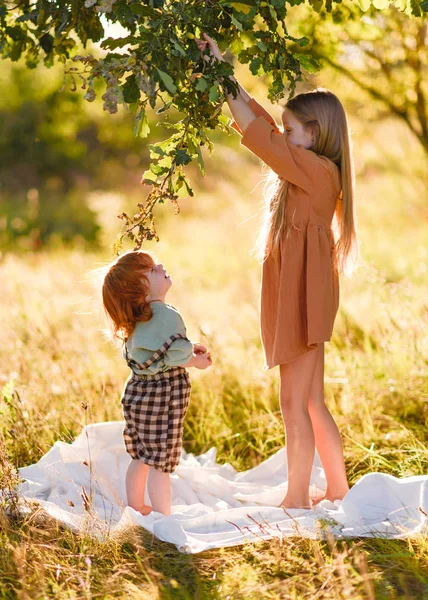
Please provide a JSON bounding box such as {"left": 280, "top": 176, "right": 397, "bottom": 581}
{"left": 195, "top": 33, "right": 225, "bottom": 63}
{"left": 196, "top": 351, "right": 213, "bottom": 370}
{"left": 193, "top": 342, "right": 208, "bottom": 355}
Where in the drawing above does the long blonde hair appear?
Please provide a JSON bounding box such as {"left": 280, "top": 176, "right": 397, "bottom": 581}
{"left": 259, "top": 88, "right": 358, "bottom": 274}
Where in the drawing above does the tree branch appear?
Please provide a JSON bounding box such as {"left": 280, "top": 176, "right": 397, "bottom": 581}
{"left": 321, "top": 55, "right": 422, "bottom": 142}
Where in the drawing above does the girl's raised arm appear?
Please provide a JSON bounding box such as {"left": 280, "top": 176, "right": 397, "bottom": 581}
{"left": 196, "top": 33, "right": 256, "bottom": 133}
{"left": 196, "top": 34, "right": 311, "bottom": 191}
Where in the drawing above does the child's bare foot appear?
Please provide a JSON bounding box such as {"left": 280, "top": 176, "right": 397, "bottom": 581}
{"left": 128, "top": 503, "right": 152, "bottom": 516}
{"left": 311, "top": 494, "right": 326, "bottom": 506}
{"left": 139, "top": 504, "right": 152, "bottom": 516}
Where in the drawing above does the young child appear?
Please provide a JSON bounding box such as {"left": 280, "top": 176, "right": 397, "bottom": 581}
{"left": 102, "top": 250, "right": 212, "bottom": 515}
{"left": 197, "top": 34, "right": 358, "bottom": 509}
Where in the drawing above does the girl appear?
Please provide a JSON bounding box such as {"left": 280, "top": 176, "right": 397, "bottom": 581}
{"left": 102, "top": 251, "right": 212, "bottom": 515}
{"left": 197, "top": 34, "right": 358, "bottom": 509}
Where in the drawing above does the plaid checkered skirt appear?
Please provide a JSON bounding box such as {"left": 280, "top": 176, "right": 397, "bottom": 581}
{"left": 120, "top": 334, "right": 191, "bottom": 473}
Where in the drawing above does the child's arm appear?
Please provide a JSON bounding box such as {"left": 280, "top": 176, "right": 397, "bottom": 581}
{"left": 224, "top": 84, "right": 256, "bottom": 134}
{"left": 196, "top": 34, "right": 280, "bottom": 133}
{"left": 231, "top": 79, "right": 251, "bottom": 104}
{"left": 196, "top": 33, "right": 311, "bottom": 191}
{"left": 196, "top": 33, "right": 256, "bottom": 134}
{"left": 181, "top": 352, "right": 212, "bottom": 370}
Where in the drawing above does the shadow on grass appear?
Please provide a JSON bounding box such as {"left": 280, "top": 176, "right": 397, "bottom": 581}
{"left": 358, "top": 538, "right": 428, "bottom": 600}
{"left": 119, "top": 526, "right": 222, "bottom": 600}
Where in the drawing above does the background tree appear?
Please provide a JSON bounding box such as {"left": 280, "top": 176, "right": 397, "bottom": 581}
{"left": 0, "top": 61, "right": 165, "bottom": 249}
{"left": 293, "top": 2, "right": 428, "bottom": 158}
{"left": 1, "top": 0, "right": 426, "bottom": 251}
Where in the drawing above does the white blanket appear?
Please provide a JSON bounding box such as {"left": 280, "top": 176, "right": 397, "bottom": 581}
{"left": 16, "top": 422, "right": 427, "bottom": 553}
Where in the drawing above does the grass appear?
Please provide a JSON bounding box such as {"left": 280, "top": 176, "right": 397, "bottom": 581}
{"left": 0, "top": 86, "right": 427, "bottom": 598}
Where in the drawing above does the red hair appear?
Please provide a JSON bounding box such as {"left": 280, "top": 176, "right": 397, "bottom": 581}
{"left": 102, "top": 251, "right": 155, "bottom": 342}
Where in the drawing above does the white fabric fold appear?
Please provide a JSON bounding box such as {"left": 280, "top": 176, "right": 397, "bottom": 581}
{"left": 14, "top": 422, "right": 427, "bottom": 553}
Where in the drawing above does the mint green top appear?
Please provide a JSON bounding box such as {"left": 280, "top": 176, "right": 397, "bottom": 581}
{"left": 123, "top": 302, "right": 193, "bottom": 375}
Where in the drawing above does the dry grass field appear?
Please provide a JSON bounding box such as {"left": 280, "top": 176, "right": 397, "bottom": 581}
{"left": 0, "top": 86, "right": 427, "bottom": 598}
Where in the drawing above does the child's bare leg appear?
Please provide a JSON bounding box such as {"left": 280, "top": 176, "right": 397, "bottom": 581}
{"left": 125, "top": 459, "right": 152, "bottom": 515}
{"left": 308, "top": 344, "right": 349, "bottom": 502}
{"left": 279, "top": 348, "right": 318, "bottom": 509}
{"left": 147, "top": 468, "right": 171, "bottom": 515}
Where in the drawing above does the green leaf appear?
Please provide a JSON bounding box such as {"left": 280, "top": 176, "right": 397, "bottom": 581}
{"left": 421, "top": 0, "right": 428, "bottom": 9}
{"left": 130, "top": 4, "right": 157, "bottom": 16}
{"left": 230, "top": 3, "right": 252, "bottom": 13}
{"left": 249, "top": 57, "right": 262, "bottom": 75}
{"left": 155, "top": 68, "right": 177, "bottom": 95}
{"left": 268, "top": 5, "right": 277, "bottom": 19}
{"left": 209, "top": 84, "right": 220, "bottom": 102}
{"left": 156, "top": 136, "right": 176, "bottom": 153}
{"left": 134, "top": 109, "right": 150, "bottom": 138}
{"left": 142, "top": 170, "right": 158, "bottom": 184}
{"left": 39, "top": 33, "right": 54, "bottom": 54}
{"left": 229, "top": 36, "right": 245, "bottom": 55}
{"left": 296, "top": 36, "right": 310, "bottom": 47}
{"left": 150, "top": 163, "right": 168, "bottom": 175}
{"left": 196, "top": 145, "right": 206, "bottom": 176}
{"left": 156, "top": 100, "right": 173, "bottom": 114}
{"left": 231, "top": 15, "right": 244, "bottom": 31}
{"left": 101, "top": 36, "right": 138, "bottom": 50}
{"left": 174, "top": 149, "right": 191, "bottom": 166}
{"left": 158, "top": 155, "right": 173, "bottom": 169}
{"left": 172, "top": 40, "right": 186, "bottom": 56}
{"left": 6, "top": 26, "right": 27, "bottom": 41}
{"left": 175, "top": 173, "right": 194, "bottom": 198}
{"left": 294, "top": 53, "right": 320, "bottom": 73}
{"left": 195, "top": 77, "right": 209, "bottom": 92}
{"left": 140, "top": 112, "right": 150, "bottom": 138}
{"left": 308, "top": 0, "right": 323, "bottom": 10}
{"left": 123, "top": 75, "right": 140, "bottom": 103}
{"left": 149, "top": 144, "right": 166, "bottom": 157}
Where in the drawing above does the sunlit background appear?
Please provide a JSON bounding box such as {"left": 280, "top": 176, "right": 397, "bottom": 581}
{"left": 0, "top": 5, "right": 427, "bottom": 596}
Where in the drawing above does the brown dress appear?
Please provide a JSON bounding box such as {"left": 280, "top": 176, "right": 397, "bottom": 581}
{"left": 232, "top": 98, "right": 341, "bottom": 369}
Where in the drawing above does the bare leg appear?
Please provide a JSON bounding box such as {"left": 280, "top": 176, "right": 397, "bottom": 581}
{"left": 125, "top": 459, "right": 152, "bottom": 515}
{"left": 279, "top": 348, "right": 318, "bottom": 509}
{"left": 147, "top": 468, "right": 171, "bottom": 515}
{"left": 308, "top": 344, "right": 349, "bottom": 503}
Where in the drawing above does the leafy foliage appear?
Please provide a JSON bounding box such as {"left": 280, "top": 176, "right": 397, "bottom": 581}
{"left": 1, "top": 0, "right": 426, "bottom": 251}
{"left": 293, "top": 3, "right": 428, "bottom": 157}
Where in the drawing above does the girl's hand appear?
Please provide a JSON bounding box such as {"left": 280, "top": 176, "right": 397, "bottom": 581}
{"left": 193, "top": 342, "right": 208, "bottom": 355}
{"left": 195, "top": 33, "right": 225, "bottom": 63}
{"left": 196, "top": 352, "right": 213, "bottom": 370}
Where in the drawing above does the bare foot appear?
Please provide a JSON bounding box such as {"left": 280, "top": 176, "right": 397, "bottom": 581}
{"left": 312, "top": 489, "right": 349, "bottom": 506}
{"left": 311, "top": 494, "right": 326, "bottom": 506}
{"left": 280, "top": 495, "right": 312, "bottom": 510}
{"left": 127, "top": 504, "right": 152, "bottom": 516}
{"left": 140, "top": 504, "right": 152, "bottom": 516}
